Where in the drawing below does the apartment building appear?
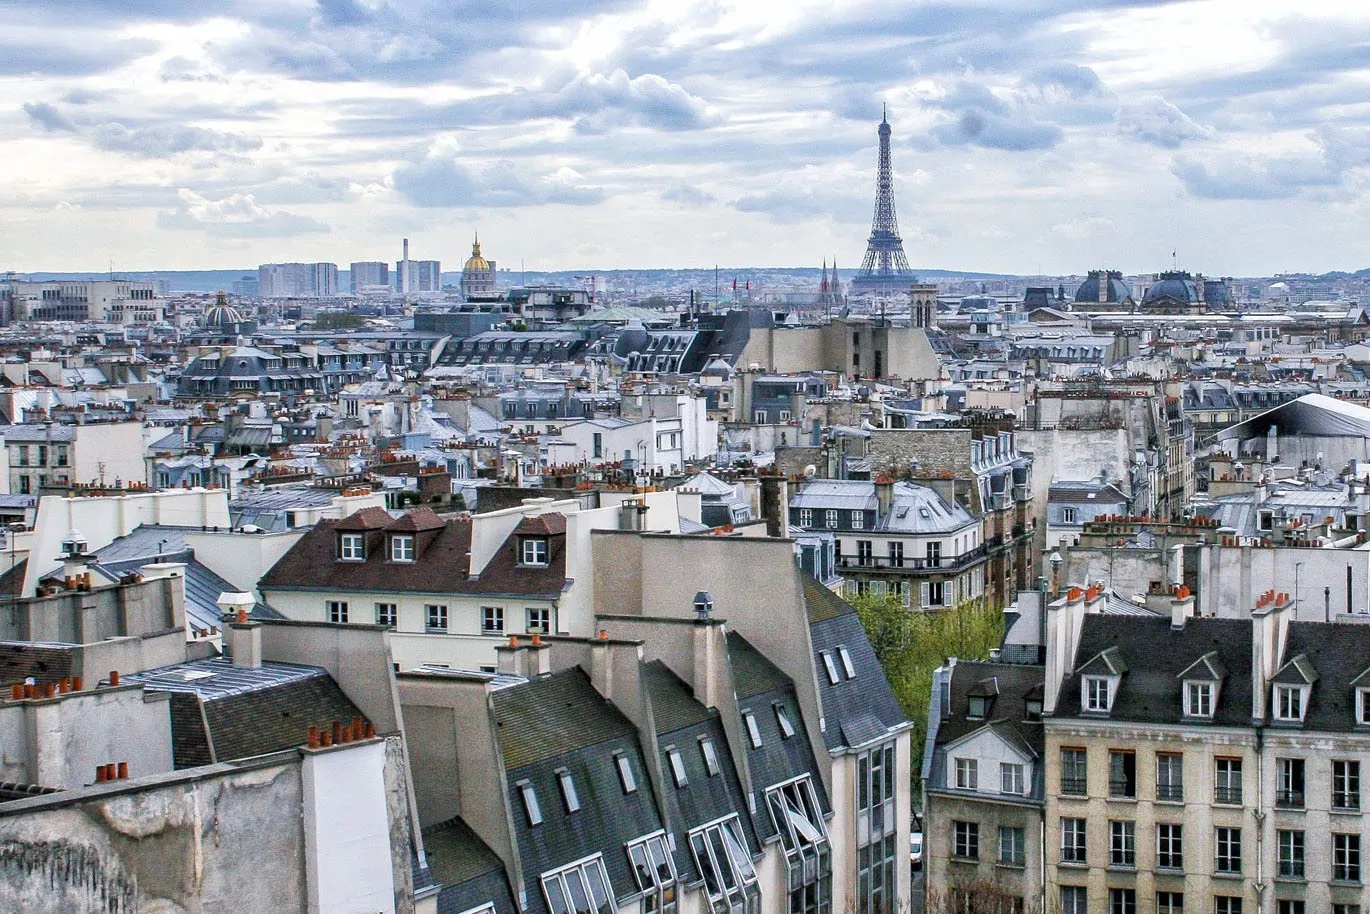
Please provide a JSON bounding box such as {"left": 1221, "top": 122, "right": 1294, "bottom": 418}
{"left": 789, "top": 477, "right": 986, "bottom": 610}
{"left": 4, "top": 421, "right": 146, "bottom": 494}
{"left": 1042, "top": 583, "right": 1370, "bottom": 914}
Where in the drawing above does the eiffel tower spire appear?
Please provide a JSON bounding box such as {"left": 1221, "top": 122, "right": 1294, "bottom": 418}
{"left": 851, "top": 108, "right": 914, "bottom": 297}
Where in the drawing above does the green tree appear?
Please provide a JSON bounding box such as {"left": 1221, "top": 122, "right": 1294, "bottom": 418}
{"left": 849, "top": 592, "right": 1005, "bottom": 794}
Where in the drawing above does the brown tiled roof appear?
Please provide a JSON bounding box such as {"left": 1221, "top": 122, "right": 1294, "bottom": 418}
{"left": 0, "top": 643, "right": 75, "bottom": 686}
{"left": 388, "top": 507, "right": 446, "bottom": 532}
{"left": 513, "top": 513, "right": 567, "bottom": 536}
{"left": 334, "top": 506, "right": 393, "bottom": 531}
{"left": 261, "top": 509, "right": 567, "bottom": 598}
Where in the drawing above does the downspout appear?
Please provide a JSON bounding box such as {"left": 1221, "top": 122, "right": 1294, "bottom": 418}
{"left": 1254, "top": 724, "right": 1265, "bottom": 910}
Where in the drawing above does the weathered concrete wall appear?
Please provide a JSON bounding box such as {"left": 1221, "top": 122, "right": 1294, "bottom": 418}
{"left": 1061, "top": 547, "right": 1167, "bottom": 598}
{"left": 0, "top": 757, "right": 308, "bottom": 913}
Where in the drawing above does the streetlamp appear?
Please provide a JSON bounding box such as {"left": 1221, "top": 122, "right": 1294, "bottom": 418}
{"left": 1049, "top": 550, "right": 1064, "bottom": 598}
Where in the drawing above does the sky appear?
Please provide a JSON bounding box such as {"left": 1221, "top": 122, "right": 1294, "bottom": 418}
{"left": 3, "top": 0, "right": 1370, "bottom": 276}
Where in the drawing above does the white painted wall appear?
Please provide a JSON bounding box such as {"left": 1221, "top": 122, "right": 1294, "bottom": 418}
{"left": 942, "top": 727, "right": 1033, "bottom": 798}
{"left": 302, "top": 740, "right": 397, "bottom": 914}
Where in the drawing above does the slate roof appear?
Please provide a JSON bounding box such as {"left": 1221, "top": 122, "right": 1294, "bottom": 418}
{"left": 1054, "top": 616, "right": 1253, "bottom": 726}
{"left": 1279, "top": 621, "right": 1370, "bottom": 732}
{"left": 422, "top": 817, "right": 519, "bottom": 914}
{"left": 726, "top": 631, "right": 791, "bottom": 700}
{"left": 803, "top": 575, "right": 908, "bottom": 752}
{"left": 642, "top": 660, "right": 713, "bottom": 733}
{"left": 491, "top": 667, "right": 637, "bottom": 770}
{"left": 0, "top": 641, "right": 75, "bottom": 686}
{"left": 128, "top": 657, "right": 366, "bottom": 768}
{"left": 97, "top": 548, "right": 280, "bottom": 632}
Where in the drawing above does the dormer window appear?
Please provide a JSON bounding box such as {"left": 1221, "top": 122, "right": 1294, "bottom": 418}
{"left": 968, "top": 697, "right": 989, "bottom": 720}
{"left": 1185, "top": 681, "right": 1214, "bottom": 718}
{"left": 1274, "top": 685, "right": 1307, "bottom": 722}
{"left": 1025, "top": 699, "right": 1043, "bottom": 721}
{"left": 520, "top": 537, "right": 548, "bottom": 566}
{"left": 339, "top": 532, "right": 365, "bottom": 561}
{"left": 1357, "top": 688, "right": 1370, "bottom": 726}
{"left": 389, "top": 534, "right": 415, "bottom": 562}
{"left": 1084, "top": 676, "right": 1112, "bottom": 713}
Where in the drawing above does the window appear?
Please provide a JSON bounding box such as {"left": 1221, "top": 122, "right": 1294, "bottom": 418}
{"left": 926, "top": 542, "right": 942, "bottom": 567}
{"left": 825, "top": 510, "right": 838, "bottom": 529}
{"left": 1060, "top": 887, "right": 1086, "bottom": 914}
{"left": 481, "top": 606, "right": 504, "bottom": 635}
{"left": 521, "top": 538, "right": 549, "bottom": 566}
{"left": 798, "top": 508, "right": 813, "bottom": 527}
{"left": 1061, "top": 818, "right": 1087, "bottom": 864}
{"left": 389, "top": 534, "right": 415, "bottom": 562}
{"left": 743, "top": 711, "right": 762, "bottom": 748}
{"left": 592, "top": 433, "right": 602, "bottom": 459}
{"left": 425, "top": 603, "right": 448, "bottom": 632}
{"left": 922, "top": 580, "right": 946, "bottom": 608}
{"left": 1001, "top": 762, "right": 1025, "bottom": 795}
{"left": 1109, "top": 820, "right": 1135, "bottom": 868}
{"left": 627, "top": 833, "right": 677, "bottom": 914}
{"left": 688, "top": 816, "right": 758, "bottom": 914}
{"left": 1109, "top": 750, "right": 1136, "bottom": 798}
{"left": 1276, "top": 757, "right": 1305, "bottom": 808}
{"left": 1335, "top": 833, "right": 1362, "bottom": 882}
{"left": 855, "top": 540, "right": 871, "bottom": 566}
{"left": 518, "top": 780, "right": 542, "bottom": 826}
{"left": 819, "top": 651, "right": 840, "bottom": 685}
{"left": 1359, "top": 689, "right": 1370, "bottom": 725}
{"left": 1215, "top": 898, "right": 1242, "bottom": 914}
{"left": 557, "top": 769, "right": 581, "bottom": 813}
{"left": 1274, "top": 684, "right": 1305, "bottom": 721}
{"left": 1334, "top": 759, "right": 1361, "bottom": 810}
{"left": 968, "top": 696, "right": 988, "bottom": 719}
{"left": 540, "top": 855, "right": 614, "bottom": 914}
{"left": 837, "top": 646, "right": 856, "bottom": 679}
{"left": 1277, "top": 829, "right": 1304, "bottom": 878}
{"left": 1157, "top": 823, "right": 1183, "bottom": 870}
{"left": 700, "top": 738, "right": 720, "bottom": 777}
{"left": 1085, "top": 676, "right": 1112, "bottom": 712}
{"left": 616, "top": 754, "right": 637, "bottom": 794}
{"left": 1025, "top": 699, "right": 1042, "bottom": 721}
{"left": 953, "top": 821, "right": 979, "bottom": 860}
{"left": 1156, "top": 753, "right": 1183, "bottom": 801}
{"left": 855, "top": 742, "right": 897, "bottom": 914}
{"left": 1060, "top": 748, "right": 1087, "bottom": 795}
{"left": 1156, "top": 892, "right": 1184, "bottom": 914}
{"left": 1185, "top": 680, "right": 1213, "bottom": 717}
{"left": 1215, "top": 757, "right": 1243, "bottom": 804}
{"left": 1335, "top": 905, "right": 1361, "bottom": 914}
{"left": 1215, "top": 827, "right": 1242, "bottom": 874}
{"left": 765, "top": 777, "right": 831, "bottom": 914}
{"left": 1278, "top": 902, "right": 1305, "bottom": 914}
{"left": 526, "top": 607, "right": 550, "bottom": 634}
{"left": 375, "top": 602, "right": 397, "bottom": 627}
{"left": 851, "top": 511, "right": 864, "bottom": 530}
{"left": 326, "top": 600, "right": 349, "bottom": 624}
{"left": 667, "top": 748, "right": 688, "bottom": 788}
{"left": 1109, "top": 888, "right": 1135, "bottom": 914}
{"left": 955, "top": 758, "right": 978, "bottom": 790}
{"left": 775, "top": 704, "right": 796, "bottom": 739}
{"left": 339, "top": 532, "right": 365, "bottom": 560}
{"left": 998, "top": 826, "right": 1025, "bottom": 866}
{"left": 888, "top": 541, "right": 904, "bottom": 567}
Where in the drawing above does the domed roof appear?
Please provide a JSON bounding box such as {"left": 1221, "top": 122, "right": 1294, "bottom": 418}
{"left": 613, "top": 319, "right": 650, "bottom": 358}
{"left": 202, "top": 292, "right": 245, "bottom": 328}
{"left": 463, "top": 237, "right": 490, "bottom": 273}
{"left": 1143, "top": 272, "right": 1200, "bottom": 305}
{"left": 1074, "top": 270, "right": 1132, "bottom": 304}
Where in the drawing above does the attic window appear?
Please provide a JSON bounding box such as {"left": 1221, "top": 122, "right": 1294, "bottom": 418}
{"left": 1083, "top": 676, "right": 1113, "bottom": 713}
{"left": 837, "top": 646, "right": 856, "bottom": 679}
{"left": 338, "top": 532, "right": 365, "bottom": 561}
{"left": 557, "top": 769, "right": 581, "bottom": 813}
{"left": 1274, "top": 685, "right": 1308, "bottom": 723}
{"left": 389, "top": 534, "right": 415, "bottom": 562}
{"left": 521, "top": 537, "right": 549, "bottom": 566}
{"left": 1185, "top": 681, "right": 1214, "bottom": 718}
{"left": 967, "top": 697, "right": 989, "bottom": 720}
{"left": 667, "top": 748, "right": 688, "bottom": 788}
{"left": 775, "top": 704, "right": 796, "bottom": 739}
{"left": 1024, "top": 699, "right": 1043, "bottom": 721}
{"left": 1358, "top": 688, "right": 1370, "bottom": 726}
{"left": 615, "top": 754, "right": 637, "bottom": 794}
{"left": 820, "top": 651, "right": 840, "bottom": 684}
{"left": 743, "top": 711, "right": 763, "bottom": 748}
{"left": 518, "top": 780, "right": 542, "bottom": 826}
{"left": 700, "top": 737, "right": 721, "bottom": 776}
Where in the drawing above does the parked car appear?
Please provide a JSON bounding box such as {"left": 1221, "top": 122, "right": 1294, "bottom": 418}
{"left": 909, "top": 831, "right": 923, "bottom": 871}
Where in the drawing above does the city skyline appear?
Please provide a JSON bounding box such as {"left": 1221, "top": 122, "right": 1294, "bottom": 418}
{"left": 3, "top": 0, "right": 1369, "bottom": 275}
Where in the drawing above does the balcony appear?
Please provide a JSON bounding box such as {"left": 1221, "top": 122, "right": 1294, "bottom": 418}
{"left": 1155, "top": 784, "right": 1184, "bottom": 802}
{"left": 1060, "top": 777, "right": 1087, "bottom": 796}
{"left": 1214, "top": 785, "right": 1243, "bottom": 805}
{"left": 836, "top": 544, "right": 987, "bottom": 572}
{"left": 1276, "top": 790, "right": 1305, "bottom": 809}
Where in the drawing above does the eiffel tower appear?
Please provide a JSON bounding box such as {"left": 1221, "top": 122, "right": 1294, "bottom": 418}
{"left": 850, "top": 106, "right": 915, "bottom": 298}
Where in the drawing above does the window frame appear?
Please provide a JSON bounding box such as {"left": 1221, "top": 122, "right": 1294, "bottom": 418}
{"left": 615, "top": 753, "right": 637, "bottom": 794}
{"left": 742, "top": 711, "right": 763, "bottom": 748}
{"left": 1184, "top": 679, "right": 1213, "bottom": 717}
{"left": 1273, "top": 684, "right": 1307, "bottom": 722}
{"left": 425, "top": 603, "right": 448, "bottom": 632}
{"left": 1000, "top": 761, "right": 1025, "bottom": 796}
{"left": 1060, "top": 818, "right": 1087, "bottom": 865}
{"left": 998, "top": 825, "right": 1026, "bottom": 867}
{"left": 1108, "top": 819, "right": 1136, "bottom": 869}
{"left": 389, "top": 534, "right": 415, "bottom": 563}
{"left": 374, "top": 602, "right": 397, "bottom": 628}
{"left": 1156, "top": 823, "right": 1183, "bottom": 870}
{"left": 1277, "top": 829, "right": 1305, "bottom": 879}
{"left": 326, "top": 600, "right": 349, "bottom": 624}
{"left": 1335, "top": 832, "right": 1362, "bottom": 883}
{"left": 481, "top": 605, "right": 504, "bottom": 635}
{"left": 952, "top": 820, "right": 979, "bottom": 860}
{"left": 954, "top": 758, "right": 978, "bottom": 790}
{"left": 1334, "top": 759, "right": 1361, "bottom": 811}
{"left": 539, "top": 854, "right": 614, "bottom": 914}
{"left": 520, "top": 537, "right": 549, "bottom": 566}
{"left": 338, "top": 532, "right": 366, "bottom": 561}
{"left": 1084, "top": 675, "right": 1112, "bottom": 712}
{"left": 1215, "top": 826, "right": 1242, "bottom": 875}
{"left": 557, "top": 768, "right": 581, "bottom": 813}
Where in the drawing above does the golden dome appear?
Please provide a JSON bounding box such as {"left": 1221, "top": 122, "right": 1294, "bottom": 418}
{"left": 463, "top": 236, "right": 490, "bottom": 273}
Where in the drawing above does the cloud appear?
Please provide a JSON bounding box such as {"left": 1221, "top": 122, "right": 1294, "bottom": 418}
{"left": 22, "top": 102, "right": 76, "bottom": 133}
{"left": 392, "top": 156, "right": 605, "bottom": 208}
{"left": 1116, "top": 96, "right": 1210, "bottom": 148}
{"left": 89, "top": 123, "right": 262, "bottom": 158}
{"left": 661, "top": 184, "right": 716, "bottom": 206}
{"left": 731, "top": 182, "right": 869, "bottom": 224}
{"left": 924, "top": 79, "right": 1066, "bottom": 151}
{"left": 157, "top": 189, "right": 331, "bottom": 237}
{"left": 552, "top": 70, "right": 722, "bottom": 133}
{"left": 1171, "top": 128, "right": 1370, "bottom": 200}
{"left": 1050, "top": 216, "right": 1116, "bottom": 241}
{"left": 1024, "top": 64, "right": 1105, "bottom": 97}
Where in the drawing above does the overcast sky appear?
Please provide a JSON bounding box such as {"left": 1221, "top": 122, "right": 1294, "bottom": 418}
{"left": 4, "top": 0, "right": 1368, "bottom": 276}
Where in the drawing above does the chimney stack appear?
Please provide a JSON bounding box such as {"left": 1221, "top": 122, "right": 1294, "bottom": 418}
{"left": 1170, "top": 584, "right": 1194, "bottom": 630}
{"left": 618, "top": 498, "right": 648, "bottom": 531}
{"left": 874, "top": 474, "right": 895, "bottom": 522}
{"left": 229, "top": 617, "right": 262, "bottom": 669}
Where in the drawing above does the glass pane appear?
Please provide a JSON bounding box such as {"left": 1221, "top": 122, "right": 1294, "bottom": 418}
{"left": 584, "top": 862, "right": 613, "bottom": 914}
{"left": 769, "top": 793, "right": 796, "bottom": 851}
{"left": 544, "top": 878, "right": 571, "bottom": 914}
{"left": 710, "top": 828, "right": 739, "bottom": 891}
{"left": 630, "top": 844, "right": 653, "bottom": 891}
{"left": 692, "top": 833, "right": 721, "bottom": 898}
{"left": 723, "top": 819, "right": 757, "bottom": 881}
{"left": 649, "top": 836, "right": 675, "bottom": 884}
{"left": 566, "top": 870, "right": 594, "bottom": 914}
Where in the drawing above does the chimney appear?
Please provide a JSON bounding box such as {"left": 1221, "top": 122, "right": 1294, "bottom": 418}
{"left": 496, "top": 635, "right": 527, "bottom": 678}
{"left": 229, "top": 613, "right": 262, "bottom": 669}
{"left": 874, "top": 474, "right": 895, "bottom": 522}
{"left": 619, "top": 498, "right": 648, "bottom": 531}
{"left": 590, "top": 629, "right": 612, "bottom": 701}
{"left": 1170, "top": 584, "right": 1194, "bottom": 630}
{"left": 693, "top": 591, "right": 713, "bottom": 621}
{"left": 527, "top": 633, "right": 551, "bottom": 678}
